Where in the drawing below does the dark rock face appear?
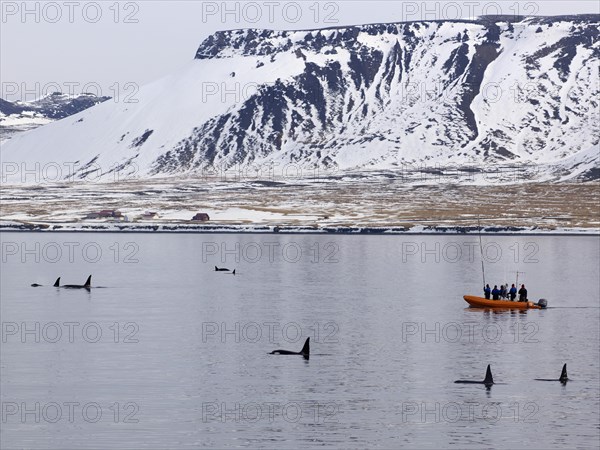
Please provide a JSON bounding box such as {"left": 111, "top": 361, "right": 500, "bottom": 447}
{"left": 149, "top": 16, "right": 599, "bottom": 178}
{"left": 0, "top": 92, "right": 110, "bottom": 119}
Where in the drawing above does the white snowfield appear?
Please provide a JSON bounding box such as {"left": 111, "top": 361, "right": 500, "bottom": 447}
{"left": 1, "top": 16, "right": 598, "bottom": 184}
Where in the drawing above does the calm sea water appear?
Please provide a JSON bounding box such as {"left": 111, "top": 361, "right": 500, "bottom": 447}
{"left": 1, "top": 232, "right": 599, "bottom": 449}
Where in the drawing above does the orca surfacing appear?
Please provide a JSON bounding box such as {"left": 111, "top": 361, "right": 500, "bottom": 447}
{"left": 455, "top": 365, "right": 495, "bottom": 387}
{"left": 63, "top": 275, "right": 92, "bottom": 289}
{"left": 31, "top": 277, "right": 61, "bottom": 287}
{"left": 535, "top": 364, "right": 569, "bottom": 383}
{"left": 269, "top": 337, "right": 310, "bottom": 360}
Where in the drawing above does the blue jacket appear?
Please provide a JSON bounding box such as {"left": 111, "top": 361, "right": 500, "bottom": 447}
{"left": 509, "top": 287, "right": 517, "bottom": 295}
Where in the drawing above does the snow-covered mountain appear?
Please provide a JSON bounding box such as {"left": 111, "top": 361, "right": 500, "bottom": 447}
{"left": 0, "top": 92, "right": 110, "bottom": 142}
{"left": 1, "top": 15, "right": 598, "bottom": 182}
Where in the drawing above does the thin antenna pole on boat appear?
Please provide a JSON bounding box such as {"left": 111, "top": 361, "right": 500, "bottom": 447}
{"left": 516, "top": 271, "right": 525, "bottom": 288}
{"left": 478, "top": 216, "right": 486, "bottom": 287}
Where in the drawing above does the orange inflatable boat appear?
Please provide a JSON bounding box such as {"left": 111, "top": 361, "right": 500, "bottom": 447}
{"left": 463, "top": 295, "right": 547, "bottom": 309}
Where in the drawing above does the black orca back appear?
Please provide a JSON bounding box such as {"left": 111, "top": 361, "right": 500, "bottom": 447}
{"left": 483, "top": 364, "right": 494, "bottom": 385}
{"left": 269, "top": 337, "right": 310, "bottom": 359}
{"left": 559, "top": 364, "right": 568, "bottom": 382}
{"left": 300, "top": 337, "right": 310, "bottom": 356}
{"left": 455, "top": 365, "right": 494, "bottom": 385}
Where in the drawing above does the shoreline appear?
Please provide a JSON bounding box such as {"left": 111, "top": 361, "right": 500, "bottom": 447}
{"left": 2, "top": 181, "right": 598, "bottom": 235}
{"left": 1, "top": 221, "right": 598, "bottom": 236}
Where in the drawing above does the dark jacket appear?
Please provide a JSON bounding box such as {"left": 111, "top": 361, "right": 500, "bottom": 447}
{"left": 484, "top": 286, "right": 491, "bottom": 299}
{"left": 518, "top": 287, "right": 528, "bottom": 301}
{"left": 492, "top": 288, "right": 500, "bottom": 300}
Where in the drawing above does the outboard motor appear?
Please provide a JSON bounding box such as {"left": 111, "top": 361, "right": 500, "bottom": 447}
{"left": 537, "top": 299, "right": 548, "bottom": 309}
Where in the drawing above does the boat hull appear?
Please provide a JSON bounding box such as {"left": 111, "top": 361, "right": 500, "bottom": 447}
{"left": 463, "top": 295, "right": 541, "bottom": 309}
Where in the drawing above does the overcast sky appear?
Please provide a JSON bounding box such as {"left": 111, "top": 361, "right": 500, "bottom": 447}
{"left": 1, "top": 1, "right": 599, "bottom": 101}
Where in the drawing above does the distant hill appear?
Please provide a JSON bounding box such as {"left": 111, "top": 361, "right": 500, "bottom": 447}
{"left": 0, "top": 92, "right": 110, "bottom": 141}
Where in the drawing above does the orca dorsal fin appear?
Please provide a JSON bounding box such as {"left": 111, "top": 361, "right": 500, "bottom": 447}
{"left": 232, "top": 269, "right": 236, "bottom": 275}
{"left": 300, "top": 337, "right": 310, "bottom": 355}
{"left": 84, "top": 275, "right": 92, "bottom": 288}
{"left": 483, "top": 365, "right": 493, "bottom": 385}
{"left": 560, "top": 364, "right": 568, "bottom": 382}
{"left": 53, "top": 277, "right": 61, "bottom": 287}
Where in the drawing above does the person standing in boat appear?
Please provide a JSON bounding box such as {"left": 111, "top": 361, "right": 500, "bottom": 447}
{"left": 518, "top": 284, "right": 528, "bottom": 302}
{"left": 492, "top": 285, "right": 500, "bottom": 300}
{"left": 509, "top": 284, "right": 517, "bottom": 301}
{"left": 500, "top": 284, "right": 508, "bottom": 299}
{"left": 484, "top": 284, "right": 491, "bottom": 299}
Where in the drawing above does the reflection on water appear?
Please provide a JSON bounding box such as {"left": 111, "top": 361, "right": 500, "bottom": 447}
{"left": 1, "top": 233, "right": 598, "bottom": 449}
